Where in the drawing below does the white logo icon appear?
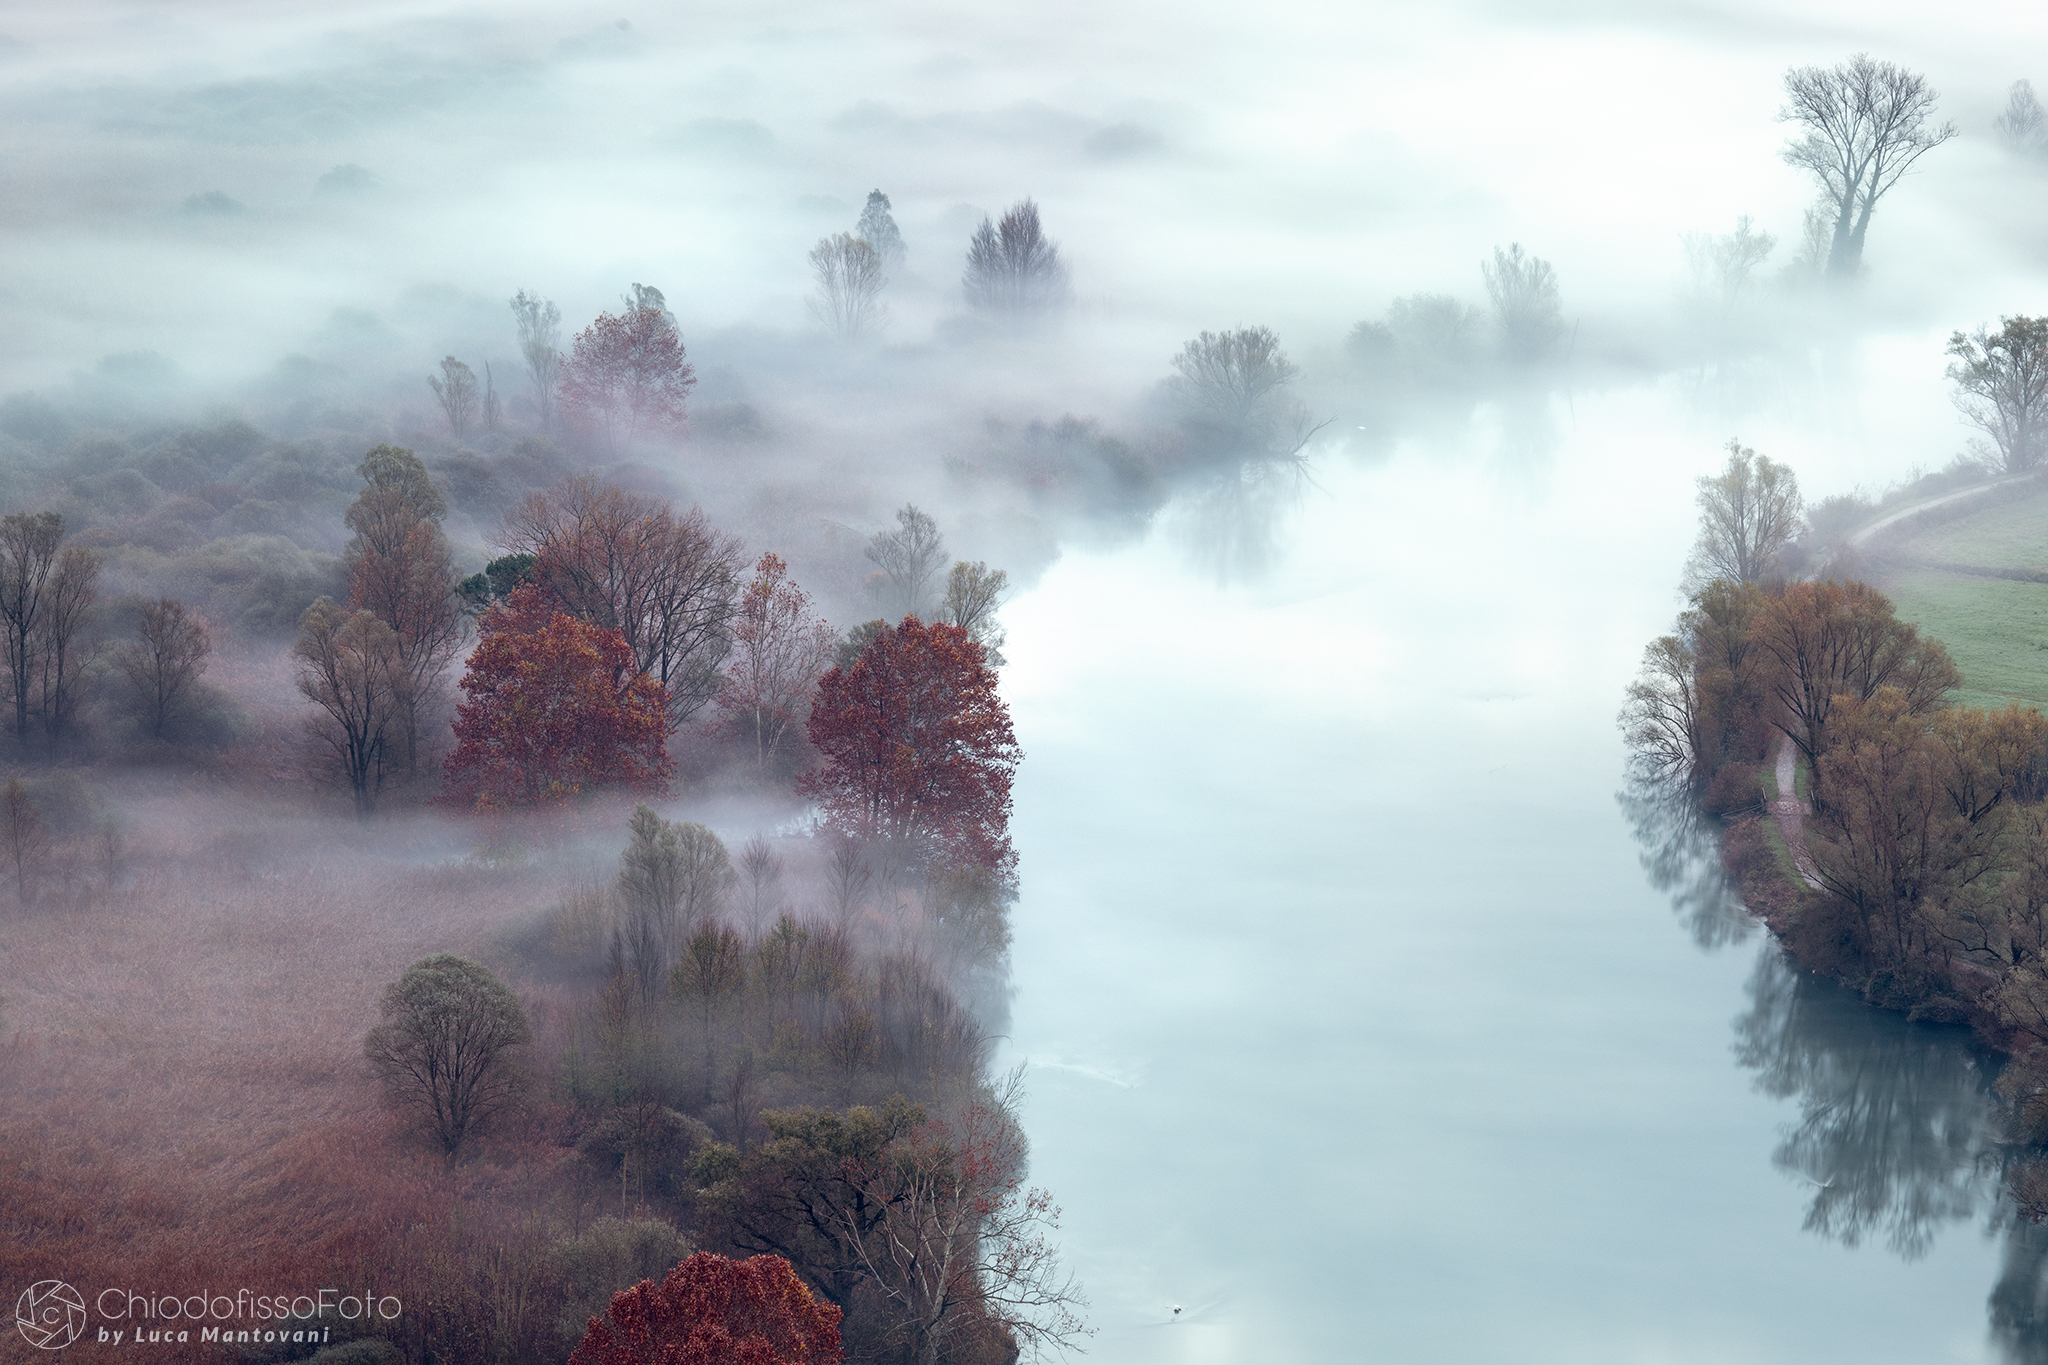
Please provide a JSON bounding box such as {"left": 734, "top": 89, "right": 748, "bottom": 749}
{"left": 16, "top": 1282, "right": 86, "bottom": 1349}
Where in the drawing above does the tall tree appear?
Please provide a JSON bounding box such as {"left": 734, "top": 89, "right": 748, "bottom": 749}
{"left": 718, "top": 553, "right": 837, "bottom": 769}
{"left": 510, "top": 289, "right": 563, "bottom": 429}
{"left": 363, "top": 953, "right": 532, "bottom": 1157}
{"left": 1947, "top": 317, "right": 2048, "bottom": 474}
{"left": 1994, "top": 80, "right": 2048, "bottom": 157}
{"left": 293, "top": 597, "right": 404, "bottom": 815}
{"left": 1779, "top": 55, "right": 1957, "bottom": 279}
{"left": 863, "top": 506, "right": 946, "bottom": 620}
{"left": 962, "top": 200, "right": 1069, "bottom": 316}
{"left": 343, "top": 446, "right": 462, "bottom": 774}
{"left": 501, "top": 477, "right": 744, "bottom": 729}
{"left": 558, "top": 298, "right": 696, "bottom": 451}
{"left": 0, "top": 512, "right": 63, "bottom": 747}
{"left": 1687, "top": 440, "right": 1803, "bottom": 587}
{"left": 809, "top": 233, "right": 888, "bottom": 339}
{"left": 856, "top": 190, "right": 905, "bottom": 274}
{"left": 441, "top": 584, "right": 673, "bottom": 809}
{"left": 938, "top": 561, "right": 1008, "bottom": 667}
{"left": 117, "top": 598, "right": 211, "bottom": 741}
{"left": 800, "top": 616, "right": 1021, "bottom": 880}
{"left": 32, "top": 544, "right": 99, "bottom": 752}
{"left": 427, "top": 356, "right": 479, "bottom": 437}
{"left": 567, "top": 1252, "right": 841, "bottom": 1365}
{"left": 1481, "top": 243, "right": 1565, "bottom": 360}
{"left": 1748, "top": 579, "right": 1961, "bottom": 794}
{"left": 1, "top": 779, "right": 44, "bottom": 904}
{"left": 616, "top": 805, "right": 731, "bottom": 1001}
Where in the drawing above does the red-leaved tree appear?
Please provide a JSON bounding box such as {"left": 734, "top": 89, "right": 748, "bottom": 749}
{"left": 557, "top": 303, "right": 696, "bottom": 451}
{"left": 719, "top": 554, "right": 837, "bottom": 770}
{"left": 798, "top": 617, "right": 1019, "bottom": 880}
{"left": 568, "top": 1251, "right": 842, "bottom": 1365}
{"left": 441, "top": 584, "right": 673, "bottom": 808}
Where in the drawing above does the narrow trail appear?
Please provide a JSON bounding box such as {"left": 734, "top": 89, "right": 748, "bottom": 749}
{"left": 1770, "top": 733, "right": 1822, "bottom": 889}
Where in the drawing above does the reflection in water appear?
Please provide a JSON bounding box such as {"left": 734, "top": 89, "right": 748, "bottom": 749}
{"left": 1993, "top": 1216, "right": 2048, "bottom": 1364}
{"left": 1617, "top": 768, "right": 1756, "bottom": 950}
{"left": 1171, "top": 456, "right": 1312, "bottom": 582}
{"left": 1732, "top": 947, "right": 2000, "bottom": 1259}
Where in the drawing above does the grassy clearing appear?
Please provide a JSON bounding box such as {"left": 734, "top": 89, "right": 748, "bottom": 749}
{"left": 1882, "top": 568, "right": 2048, "bottom": 710}
{"left": 1903, "top": 483, "right": 2048, "bottom": 573}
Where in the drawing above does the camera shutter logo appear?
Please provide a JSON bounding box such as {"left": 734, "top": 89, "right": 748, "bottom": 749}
{"left": 16, "top": 1281, "right": 86, "bottom": 1349}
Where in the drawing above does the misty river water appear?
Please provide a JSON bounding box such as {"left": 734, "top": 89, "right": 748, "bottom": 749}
{"left": 997, "top": 384, "right": 2042, "bottom": 1363}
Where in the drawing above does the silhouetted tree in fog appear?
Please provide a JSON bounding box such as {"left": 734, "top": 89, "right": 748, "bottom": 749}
{"left": 558, "top": 294, "right": 696, "bottom": 451}
{"left": 1683, "top": 217, "right": 1776, "bottom": 312}
{"left": 940, "top": 561, "right": 1008, "bottom": 667}
{"left": 293, "top": 596, "right": 403, "bottom": 815}
{"left": 1947, "top": 317, "right": 2048, "bottom": 473}
{"left": 364, "top": 953, "right": 532, "bottom": 1157}
{"left": 616, "top": 804, "right": 731, "bottom": 1000}
{"left": 717, "top": 553, "right": 836, "bottom": 769}
{"left": 1482, "top": 244, "right": 1565, "bottom": 360}
{"left": 343, "top": 446, "right": 462, "bottom": 774}
{"left": 428, "top": 356, "right": 479, "bottom": 437}
{"left": 501, "top": 476, "right": 743, "bottom": 728}
{"left": 864, "top": 505, "right": 946, "bottom": 619}
{"left": 510, "top": 289, "right": 563, "bottom": 429}
{"left": 857, "top": 190, "right": 906, "bottom": 273}
{"left": 32, "top": 544, "right": 98, "bottom": 753}
{"left": 0, "top": 512, "right": 62, "bottom": 747}
{"left": 117, "top": 597, "right": 210, "bottom": 741}
{"left": 1995, "top": 80, "right": 2048, "bottom": 157}
{"left": 1779, "top": 55, "right": 1957, "bottom": 279}
{"left": 1, "top": 779, "right": 44, "bottom": 904}
{"left": 481, "top": 361, "right": 502, "bottom": 433}
{"left": 963, "top": 200, "right": 1069, "bottom": 316}
{"left": 1686, "top": 441, "right": 1804, "bottom": 587}
{"left": 809, "top": 233, "right": 888, "bottom": 339}
{"left": 1168, "top": 327, "right": 1323, "bottom": 461}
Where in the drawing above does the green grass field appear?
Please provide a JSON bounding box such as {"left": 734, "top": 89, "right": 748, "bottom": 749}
{"left": 1873, "top": 482, "right": 2048, "bottom": 710}
{"left": 1901, "top": 484, "right": 2048, "bottom": 575}
{"left": 1882, "top": 568, "right": 2048, "bottom": 710}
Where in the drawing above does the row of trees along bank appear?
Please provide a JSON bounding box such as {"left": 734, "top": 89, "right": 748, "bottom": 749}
{"left": 1623, "top": 443, "right": 2048, "bottom": 1215}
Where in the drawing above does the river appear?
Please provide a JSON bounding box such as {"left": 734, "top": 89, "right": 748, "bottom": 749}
{"left": 998, "top": 385, "right": 2041, "bottom": 1362}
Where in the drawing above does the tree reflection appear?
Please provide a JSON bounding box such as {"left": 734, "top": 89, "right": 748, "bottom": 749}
{"left": 1171, "top": 455, "right": 1312, "bottom": 583}
{"left": 1732, "top": 945, "right": 1999, "bottom": 1259}
{"left": 1617, "top": 767, "right": 1756, "bottom": 950}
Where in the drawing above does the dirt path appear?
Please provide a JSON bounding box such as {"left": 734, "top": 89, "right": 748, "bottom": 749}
{"left": 1770, "top": 733, "right": 1822, "bottom": 889}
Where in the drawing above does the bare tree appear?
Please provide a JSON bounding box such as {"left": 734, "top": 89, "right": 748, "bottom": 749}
{"left": 940, "top": 561, "right": 1008, "bottom": 666}
{"left": 1170, "top": 327, "right": 1300, "bottom": 423}
{"left": 857, "top": 190, "right": 906, "bottom": 273}
{"left": 617, "top": 805, "right": 732, "bottom": 1000}
{"left": 1686, "top": 440, "right": 1804, "bottom": 587}
{"left": 510, "top": 290, "right": 562, "bottom": 429}
{"left": 481, "top": 360, "right": 502, "bottom": 433}
{"left": 33, "top": 545, "right": 99, "bottom": 752}
{"left": 839, "top": 1078, "right": 1090, "bottom": 1365}
{"left": 1994, "top": 79, "right": 2048, "bottom": 156}
{"left": 428, "top": 356, "right": 480, "bottom": 437}
{"left": 118, "top": 598, "right": 211, "bottom": 741}
{"left": 1947, "top": 317, "right": 2048, "bottom": 474}
{"left": 293, "top": 597, "right": 403, "bottom": 815}
{"left": 809, "top": 233, "right": 889, "bottom": 339}
{"left": 826, "top": 833, "right": 873, "bottom": 932}
{"left": 1779, "top": 55, "right": 1958, "bottom": 279}
{"left": 737, "top": 834, "right": 784, "bottom": 936}
{"left": 1482, "top": 243, "right": 1565, "bottom": 359}
{"left": 343, "top": 446, "right": 463, "bottom": 774}
{"left": 0, "top": 512, "right": 62, "bottom": 748}
{"left": 1682, "top": 216, "right": 1777, "bottom": 311}
{"left": 500, "top": 476, "right": 745, "bottom": 729}
{"left": 1, "top": 779, "right": 45, "bottom": 905}
{"left": 864, "top": 505, "right": 946, "bottom": 619}
{"left": 963, "top": 200, "right": 1070, "bottom": 316}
